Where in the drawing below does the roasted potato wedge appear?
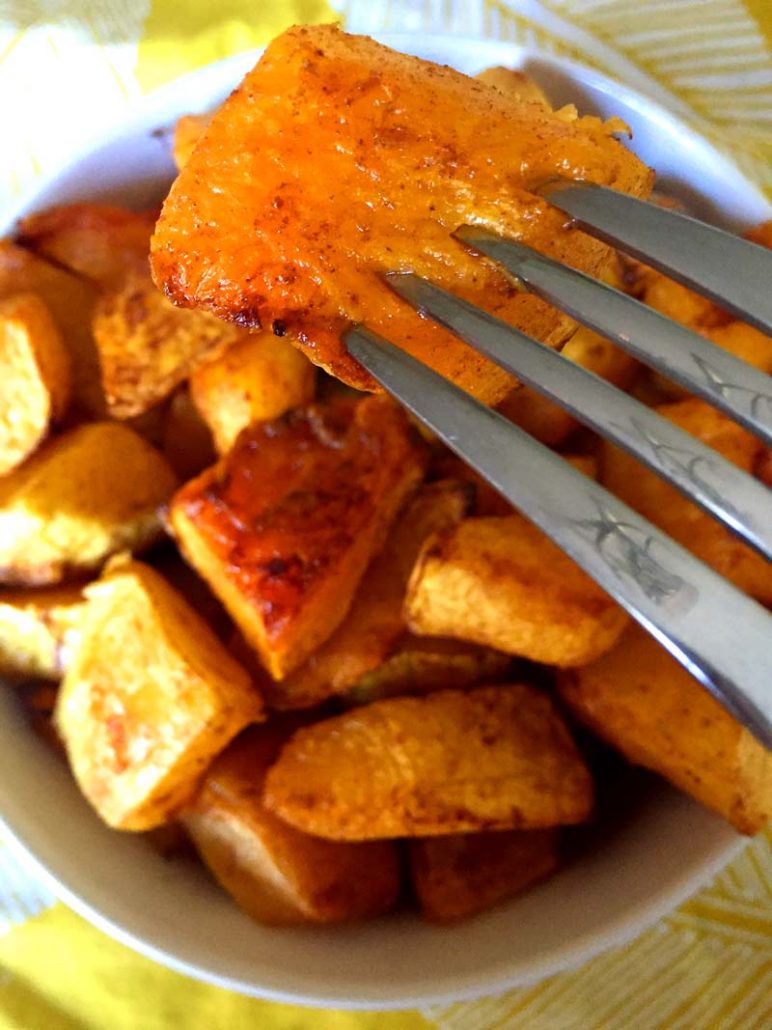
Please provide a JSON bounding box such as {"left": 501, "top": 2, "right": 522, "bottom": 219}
{"left": 497, "top": 325, "right": 639, "bottom": 446}
{"left": 56, "top": 558, "right": 264, "bottom": 830}
{"left": 152, "top": 26, "right": 652, "bottom": 402}
{"left": 405, "top": 516, "right": 629, "bottom": 666}
{"left": 0, "top": 293, "right": 71, "bottom": 474}
{"left": 558, "top": 625, "right": 772, "bottom": 834}
{"left": 270, "top": 480, "right": 472, "bottom": 709}
{"left": 264, "top": 685, "right": 593, "bottom": 839}
{"left": 169, "top": 396, "right": 427, "bottom": 679}
{"left": 409, "top": 828, "right": 560, "bottom": 922}
{"left": 0, "top": 583, "right": 86, "bottom": 680}
{"left": 601, "top": 398, "right": 772, "bottom": 603}
{"left": 17, "top": 203, "right": 154, "bottom": 290}
{"left": 161, "top": 386, "right": 216, "bottom": 479}
{"left": 475, "top": 67, "right": 551, "bottom": 108}
{"left": 0, "top": 422, "right": 177, "bottom": 586}
{"left": 0, "top": 240, "right": 103, "bottom": 416}
{"left": 345, "top": 635, "right": 511, "bottom": 705}
{"left": 189, "top": 331, "right": 316, "bottom": 453}
{"left": 183, "top": 726, "right": 399, "bottom": 924}
{"left": 173, "top": 112, "right": 214, "bottom": 170}
{"left": 93, "top": 271, "right": 251, "bottom": 418}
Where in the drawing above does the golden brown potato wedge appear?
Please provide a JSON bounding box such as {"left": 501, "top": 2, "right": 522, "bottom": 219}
{"left": 405, "top": 516, "right": 628, "bottom": 667}
{"left": 0, "top": 293, "right": 71, "bottom": 474}
{"left": 152, "top": 26, "right": 651, "bottom": 402}
{"left": 475, "top": 67, "right": 551, "bottom": 108}
{"left": 345, "top": 635, "right": 511, "bottom": 705}
{"left": 270, "top": 480, "right": 472, "bottom": 709}
{"left": 17, "top": 204, "right": 154, "bottom": 290}
{"left": 0, "top": 240, "right": 103, "bottom": 416}
{"left": 92, "top": 271, "right": 248, "bottom": 417}
{"left": 264, "top": 685, "right": 593, "bottom": 839}
{"left": 55, "top": 558, "right": 264, "bottom": 830}
{"left": 0, "top": 583, "right": 86, "bottom": 680}
{"left": 409, "top": 828, "right": 560, "bottom": 922}
{"left": 160, "top": 386, "right": 216, "bottom": 479}
{"left": 182, "top": 726, "right": 399, "bottom": 924}
{"left": 558, "top": 625, "right": 772, "bottom": 835}
{"left": 497, "top": 325, "right": 639, "bottom": 447}
{"left": 173, "top": 112, "right": 214, "bottom": 170}
{"left": 189, "top": 331, "right": 316, "bottom": 453}
{"left": 0, "top": 422, "right": 177, "bottom": 586}
{"left": 169, "top": 396, "right": 427, "bottom": 680}
{"left": 601, "top": 399, "right": 772, "bottom": 603}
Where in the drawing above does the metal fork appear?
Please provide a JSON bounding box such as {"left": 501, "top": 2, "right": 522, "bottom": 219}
{"left": 344, "top": 183, "right": 772, "bottom": 749}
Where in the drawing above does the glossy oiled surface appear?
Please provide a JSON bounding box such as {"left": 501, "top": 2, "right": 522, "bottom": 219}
{"left": 170, "top": 396, "right": 426, "bottom": 678}
{"left": 152, "top": 26, "right": 653, "bottom": 402}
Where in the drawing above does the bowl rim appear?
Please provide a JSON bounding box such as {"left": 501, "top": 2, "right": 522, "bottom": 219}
{"left": 0, "top": 34, "right": 763, "bottom": 1009}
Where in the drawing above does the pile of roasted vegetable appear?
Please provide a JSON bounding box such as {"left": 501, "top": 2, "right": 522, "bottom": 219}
{"left": 1, "top": 26, "right": 770, "bottom": 927}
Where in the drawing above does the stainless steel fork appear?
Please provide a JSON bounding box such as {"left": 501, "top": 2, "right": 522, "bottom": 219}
{"left": 344, "top": 183, "right": 772, "bottom": 749}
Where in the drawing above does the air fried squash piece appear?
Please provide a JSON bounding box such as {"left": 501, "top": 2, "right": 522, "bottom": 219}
{"left": 0, "top": 422, "right": 177, "bottom": 585}
{"left": 56, "top": 558, "right": 264, "bottom": 830}
{"left": 93, "top": 271, "right": 248, "bottom": 417}
{"left": 270, "top": 479, "right": 472, "bottom": 709}
{"left": 409, "top": 828, "right": 560, "bottom": 922}
{"left": 189, "top": 331, "right": 316, "bottom": 453}
{"left": 0, "top": 583, "right": 86, "bottom": 681}
{"left": 558, "top": 625, "right": 772, "bottom": 834}
{"left": 0, "top": 240, "right": 103, "bottom": 416}
{"left": 152, "top": 26, "right": 653, "bottom": 402}
{"left": 264, "top": 685, "right": 594, "bottom": 839}
{"left": 405, "top": 516, "right": 629, "bottom": 666}
{"left": 183, "top": 726, "right": 399, "bottom": 924}
{"left": 169, "top": 396, "right": 427, "bottom": 680}
{"left": 17, "top": 203, "right": 155, "bottom": 290}
{"left": 0, "top": 293, "right": 72, "bottom": 474}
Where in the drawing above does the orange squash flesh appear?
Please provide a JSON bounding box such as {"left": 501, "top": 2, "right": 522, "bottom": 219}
{"left": 152, "top": 25, "right": 653, "bottom": 402}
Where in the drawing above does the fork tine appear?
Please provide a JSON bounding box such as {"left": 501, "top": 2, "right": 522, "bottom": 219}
{"left": 455, "top": 228, "right": 772, "bottom": 447}
{"left": 536, "top": 181, "right": 772, "bottom": 335}
{"left": 386, "top": 273, "right": 772, "bottom": 561}
{"left": 345, "top": 325, "right": 772, "bottom": 749}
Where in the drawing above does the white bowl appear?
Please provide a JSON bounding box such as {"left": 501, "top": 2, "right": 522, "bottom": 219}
{"left": 1, "top": 36, "right": 767, "bottom": 1010}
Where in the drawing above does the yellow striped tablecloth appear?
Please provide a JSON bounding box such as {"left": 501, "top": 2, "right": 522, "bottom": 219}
{"left": 0, "top": 2, "right": 770, "bottom": 1028}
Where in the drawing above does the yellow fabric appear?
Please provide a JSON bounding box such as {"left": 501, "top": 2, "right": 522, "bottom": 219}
{"left": 0, "top": 2, "right": 771, "bottom": 1028}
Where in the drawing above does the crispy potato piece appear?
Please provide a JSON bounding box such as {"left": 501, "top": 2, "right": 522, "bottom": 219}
{"left": 265, "top": 685, "right": 593, "bottom": 839}
{"left": 345, "top": 635, "right": 511, "bottom": 705}
{"left": 498, "top": 325, "right": 639, "bottom": 446}
{"left": 169, "top": 396, "right": 427, "bottom": 679}
{"left": 93, "top": 271, "right": 249, "bottom": 418}
{"left": 601, "top": 398, "right": 772, "bottom": 603}
{"left": 55, "top": 558, "right": 263, "bottom": 830}
{"left": 17, "top": 204, "right": 154, "bottom": 290}
{"left": 559, "top": 625, "right": 772, "bottom": 834}
{"left": 475, "top": 67, "right": 551, "bottom": 108}
{"left": 161, "top": 386, "right": 216, "bottom": 479}
{"left": 0, "top": 240, "right": 103, "bottom": 416}
{"left": 0, "top": 422, "right": 177, "bottom": 586}
{"left": 0, "top": 293, "right": 71, "bottom": 473}
{"left": 189, "top": 331, "right": 316, "bottom": 453}
{"left": 173, "top": 112, "right": 215, "bottom": 170}
{"left": 183, "top": 726, "right": 399, "bottom": 924}
{"left": 635, "top": 265, "right": 727, "bottom": 329}
{"left": 152, "top": 26, "right": 652, "bottom": 402}
{"left": 270, "top": 480, "right": 472, "bottom": 709}
{"left": 410, "top": 828, "right": 559, "bottom": 922}
{"left": 0, "top": 583, "right": 86, "bottom": 680}
{"left": 406, "top": 516, "right": 628, "bottom": 666}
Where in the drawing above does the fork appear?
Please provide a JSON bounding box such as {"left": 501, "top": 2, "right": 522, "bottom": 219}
{"left": 344, "top": 183, "right": 772, "bottom": 750}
